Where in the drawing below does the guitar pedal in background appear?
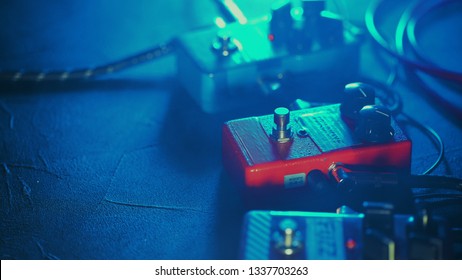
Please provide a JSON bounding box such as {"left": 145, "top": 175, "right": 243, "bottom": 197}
{"left": 240, "top": 202, "right": 450, "bottom": 260}
{"left": 222, "top": 83, "right": 412, "bottom": 190}
{"left": 176, "top": 0, "right": 361, "bottom": 113}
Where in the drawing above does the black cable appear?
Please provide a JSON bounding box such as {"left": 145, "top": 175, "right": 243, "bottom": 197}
{"left": 364, "top": 0, "right": 455, "bottom": 175}
{"left": 364, "top": 77, "right": 445, "bottom": 175}
{"left": 400, "top": 113, "right": 445, "bottom": 175}
{"left": 415, "top": 198, "right": 462, "bottom": 212}
{"left": 406, "top": 0, "right": 462, "bottom": 69}
{"left": 365, "top": 0, "right": 462, "bottom": 84}
{"left": 394, "top": 1, "right": 462, "bottom": 121}
{"left": 0, "top": 41, "right": 175, "bottom": 82}
{"left": 414, "top": 193, "right": 462, "bottom": 200}
{"left": 367, "top": 0, "right": 462, "bottom": 121}
{"left": 408, "top": 175, "right": 462, "bottom": 192}
{"left": 362, "top": 0, "right": 461, "bottom": 219}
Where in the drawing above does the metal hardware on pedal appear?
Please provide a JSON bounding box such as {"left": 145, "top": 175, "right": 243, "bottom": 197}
{"left": 326, "top": 163, "right": 419, "bottom": 214}
{"left": 363, "top": 229, "right": 396, "bottom": 260}
{"left": 362, "top": 202, "right": 396, "bottom": 259}
{"left": 328, "top": 163, "right": 400, "bottom": 192}
{"left": 363, "top": 202, "right": 394, "bottom": 235}
{"left": 271, "top": 107, "right": 293, "bottom": 143}
{"left": 407, "top": 206, "right": 448, "bottom": 259}
{"left": 241, "top": 210, "right": 366, "bottom": 260}
{"left": 240, "top": 208, "right": 450, "bottom": 260}
{"left": 273, "top": 219, "right": 303, "bottom": 257}
{"left": 211, "top": 35, "right": 238, "bottom": 57}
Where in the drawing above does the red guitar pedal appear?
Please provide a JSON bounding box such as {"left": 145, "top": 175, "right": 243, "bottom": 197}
{"left": 222, "top": 84, "right": 411, "bottom": 189}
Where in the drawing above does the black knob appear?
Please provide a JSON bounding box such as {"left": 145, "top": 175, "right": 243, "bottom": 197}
{"left": 340, "top": 82, "right": 376, "bottom": 122}
{"left": 355, "top": 105, "right": 395, "bottom": 143}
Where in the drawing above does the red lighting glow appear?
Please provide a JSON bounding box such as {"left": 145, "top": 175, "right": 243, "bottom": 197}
{"left": 346, "top": 239, "right": 356, "bottom": 250}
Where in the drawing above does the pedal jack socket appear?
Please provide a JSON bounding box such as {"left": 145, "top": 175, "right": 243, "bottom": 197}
{"left": 271, "top": 107, "right": 293, "bottom": 143}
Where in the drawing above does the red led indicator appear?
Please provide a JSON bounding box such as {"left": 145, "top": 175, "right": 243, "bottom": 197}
{"left": 268, "top": 34, "right": 275, "bottom": 41}
{"left": 346, "top": 239, "right": 356, "bottom": 250}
